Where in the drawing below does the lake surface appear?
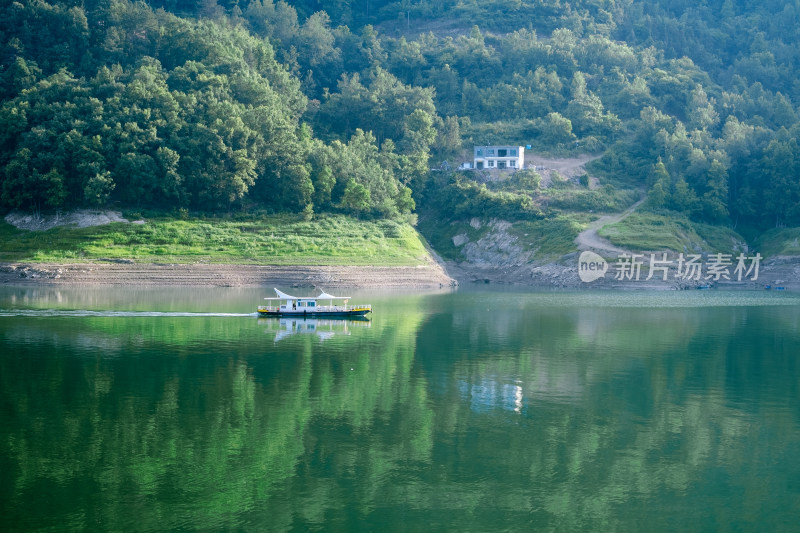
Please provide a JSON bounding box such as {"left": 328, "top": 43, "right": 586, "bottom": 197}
{"left": 2, "top": 286, "right": 800, "bottom": 531}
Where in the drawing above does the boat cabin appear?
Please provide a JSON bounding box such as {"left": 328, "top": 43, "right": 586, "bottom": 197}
{"left": 283, "top": 298, "right": 317, "bottom": 312}
{"left": 269, "top": 289, "right": 348, "bottom": 312}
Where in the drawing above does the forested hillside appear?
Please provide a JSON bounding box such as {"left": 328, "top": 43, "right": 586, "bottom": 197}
{"left": 3, "top": 0, "right": 800, "bottom": 241}
{"left": 0, "top": 0, "right": 416, "bottom": 220}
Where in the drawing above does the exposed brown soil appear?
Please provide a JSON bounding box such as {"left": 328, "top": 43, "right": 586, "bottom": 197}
{"left": 5, "top": 210, "right": 137, "bottom": 231}
{"left": 0, "top": 262, "right": 456, "bottom": 289}
{"left": 525, "top": 153, "right": 602, "bottom": 186}
{"left": 4, "top": 255, "right": 798, "bottom": 291}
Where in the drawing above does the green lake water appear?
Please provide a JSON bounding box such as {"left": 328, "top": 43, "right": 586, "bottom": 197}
{"left": 1, "top": 286, "right": 799, "bottom": 531}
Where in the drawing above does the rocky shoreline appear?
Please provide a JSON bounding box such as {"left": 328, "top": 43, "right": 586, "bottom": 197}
{"left": 3, "top": 255, "right": 798, "bottom": 290}
{"left": 0, "top": 262, "right": 457, "bottom": 289}
{"left": 444, "top": 254, "right": 800, "bottom": 290}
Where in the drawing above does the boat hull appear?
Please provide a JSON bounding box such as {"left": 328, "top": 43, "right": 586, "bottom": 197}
{"left": 257, "top": 309, "right": 371, "bottom": 318}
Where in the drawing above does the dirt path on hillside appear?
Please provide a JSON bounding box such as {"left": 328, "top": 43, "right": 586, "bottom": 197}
{"left": 574, "top": 196, "right": 645, "bottom": 255}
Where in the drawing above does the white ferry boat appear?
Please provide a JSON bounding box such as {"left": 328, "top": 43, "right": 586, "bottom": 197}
{"left": 257, "top": 288, "right": 372, "bottom": 317}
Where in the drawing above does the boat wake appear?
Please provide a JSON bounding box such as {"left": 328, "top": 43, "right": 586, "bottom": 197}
{"left": 0, "top": 309, "right": 257, "bottom": 318}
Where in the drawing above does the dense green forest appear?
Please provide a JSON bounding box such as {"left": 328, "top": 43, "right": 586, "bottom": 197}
{"left": 2, "top": 0, "right": 800, "bottom": 236}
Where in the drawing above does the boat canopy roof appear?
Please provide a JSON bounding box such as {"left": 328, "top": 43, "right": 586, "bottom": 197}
{"left": 264, "top": 288, "right": 351, "bottom": 301}
{"left": 317, "top": 290, "right": 347, "bottom": 300}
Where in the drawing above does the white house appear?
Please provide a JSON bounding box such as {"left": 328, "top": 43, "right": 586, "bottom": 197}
{"left": 473, "top": 145, "right": 525, "bottom": 170}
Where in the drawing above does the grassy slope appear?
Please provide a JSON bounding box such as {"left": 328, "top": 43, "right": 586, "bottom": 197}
{"left": 598, "top": 213, "right": 747, "bottom": 254}
{"left": 754, "top": 228, "right": 800, "bottom": 256}
{"left": 0, "top": 214, "right": 431, "bottom": 266}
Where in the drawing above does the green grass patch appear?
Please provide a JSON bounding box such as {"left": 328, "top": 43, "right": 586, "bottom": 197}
{"left": 599, "top": 213, "right": 746, "bottom": 254}
{"left": 753, "top": 227, "right": 800, "bottom": 257}
{"left": 692, "top": 222, "right": 749, "bottom": 255}
{"left": 507, "top": 216, "right": 588, "bottom": 258}
{"left": 544, "top": 186, "right": 639, "bottom": 213}
{"left": 0, "top": 214, "right": 431, "bottom": 266}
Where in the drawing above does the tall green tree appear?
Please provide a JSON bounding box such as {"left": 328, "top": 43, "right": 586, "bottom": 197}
{"left": 701, "top": 159, "right": 729, "bottom": 222}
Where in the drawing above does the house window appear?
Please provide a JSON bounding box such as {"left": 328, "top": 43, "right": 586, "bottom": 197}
{"left": 476, "top": 149, "right": 483, "bottom": 156}
{"left": 498, "top": 161, "right": 506, "bottom": 169}
{"left": 488, "top": 149, "right": 495, "bottom": 156}
{"left": 498, "top": 149, "right": 508, "bottom": 157}
{"left": 510, "top": 160, "right": 516, "bottom": 168}
{"left": 488, "top": 160, "right": 495, "bottom": 167}
{"left": 510, "top": 149, "right": 517, "bottom": 156}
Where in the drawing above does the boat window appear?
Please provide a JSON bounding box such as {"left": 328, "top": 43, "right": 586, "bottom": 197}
{"left": 308, "top": 301, "right": 316, "bottom": 307}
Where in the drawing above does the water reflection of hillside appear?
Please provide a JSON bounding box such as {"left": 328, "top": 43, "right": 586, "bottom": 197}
{"left": 3, "top": 290, "right": 800, "bottom": 531}
{"left": 0, "top": 292, "right": 428, "bottom": 532}
{"left": 408, "top": 298, "right": 800, "bottom": 530}
{"left": 421, "top": 300, "right": 790, "bottom": 410}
